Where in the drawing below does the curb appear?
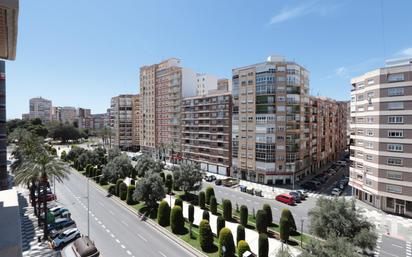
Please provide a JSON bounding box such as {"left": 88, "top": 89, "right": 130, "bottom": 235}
{"left": 84, "top": 175, "right": 207, "bottom": 257}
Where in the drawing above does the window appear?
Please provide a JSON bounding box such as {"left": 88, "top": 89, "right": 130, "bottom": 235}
{"left": 365, "top": 166, "right": 372, "bottom": 173}
{"left": 387, "top": 144, "right": 403, "bottom": 152}
{"left": 386, "top": 197, "right": 394, "bottom": 208}
{"left": 365, "top": 179, "right": 372, "bottom": 186}
{"left": 358, "top": 107, "right": 365, "bottom": 112}
{"left": 357, "top": 140, "right": 363, "bottom": 146}
{"left": 356, "top": 162, "right": 364, "bottom": 169}
{"left": 388, "top": 130, "right": 403, "bottom": 138}
{"left": 366, "top": 155, "right": 373, "bottom": 161}
{"left": 351, "top": 96, "right": 355, "bottom": 102}
{"left": 358, "top": 83, "right": 365, "bottom": 89}
{"left": 387, "top": 171, "right": 402, "bottom": 180}
{"left": 386, "top": 185, "right": 402, "bottom": 194}
{"left": 367, "top": 91, "right": 374, "bottom": 99}
{"left": 357, "top": 117, "right": 364, "bottom": 123}
{"left": 357, "top": 129, "right": 364, "bottom": 135}
{"left": 367, "top": 79, "right": 374, "bottom": 85}
{"left": 388, "top": 87, "right": 404, "bottom": 96}
{"left": 357, "top": 94, "right": 364, "bottom": 101}
{"left": 388, "top": 116, "right": 403, "bottom": 124}
{"left": 366, "top": 117, "right": 374, "bottom": 123}
{"left": 366, "top": 141, "right": 373, "bottom": 149}
{"left": 387, "top": 158, "right": 402, "bottom": 166}
{"left": 388, "top": 102, "right": 404, "bottom": 110}
{"left": 387, "top": 73, "right": 405, "bottom": 82}
{"left": 366, "top": 130, "right": 373, "bottom": 136}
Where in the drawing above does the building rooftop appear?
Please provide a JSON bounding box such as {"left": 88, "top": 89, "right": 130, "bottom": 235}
{"left": 0, "top": 187, "right": 22, "bottom": 257}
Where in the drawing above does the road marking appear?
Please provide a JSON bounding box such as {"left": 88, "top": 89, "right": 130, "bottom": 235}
{"left": 99, "top": 202, "right": 105, "bottom": 207}
{"left": 121, "top": 244, "right": 126, "bottom": 249}
{"left": 121, "top": 220, "right": 128, "bottom": 226}
{"left": 91, "top": 213, "right": 95, "bottom": 217}
{"left": 102, "top": 224, "right": 106, "bottom": 229}
{"left": 110, "top": 233, "right": 115, "bottom": 238}
{"left": 109, "top": 210, "right": 115, "bottom": 215}
{"left": 137, "top": 234, "right": 147, "bottom": 242}
{"left": 116, "top": 239, "right": 120, "bottom": 243}
{"left": 380, "top": 250, "right": 400, "bottom": 257}
{"left": 98, "top": 221, "right": 102, "bottom": 225}
{"left": 106, "top": 229, "right": 110, "bottom": 233}
{"left": 391, "top": 244, "right": 403, "bottom": 249}
{"left": 126, "top": 250, "right": 132, "bottom": 255}
{"left": 159, "top": 251, "right": 167, "bottom": 257}
{"left": 94, "top": 217, "right": 98, "bottom": 221}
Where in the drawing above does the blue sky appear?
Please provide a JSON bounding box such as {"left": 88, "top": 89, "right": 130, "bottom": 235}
{"left": 7, "top": 0, "right": 412, "bottom": 119}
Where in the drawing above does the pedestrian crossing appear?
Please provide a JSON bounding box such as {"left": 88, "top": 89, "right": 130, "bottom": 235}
{"left": 374, "top": 233, "right": 383, "bottom": 256}
{"left": 406, "top": 241, "right": 411, "bottom": 257}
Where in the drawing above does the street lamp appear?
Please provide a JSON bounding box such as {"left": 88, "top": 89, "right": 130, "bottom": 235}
{"left": 86, "top": 174, "right": 103, "bottom": 238}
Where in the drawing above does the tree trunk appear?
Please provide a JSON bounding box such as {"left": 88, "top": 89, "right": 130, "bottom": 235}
{"left": 30, "top": 180, "right": 37, "bottom": 215}
{"left": 36, "top": 183, "right": 41, "bottom": 219}
{"left": 42, "top": 178, "right": 49, "bottom": 239}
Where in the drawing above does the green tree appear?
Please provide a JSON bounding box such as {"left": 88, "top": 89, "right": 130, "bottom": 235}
{"left": 258, "top": 233, "right": 268, "bottom": 257}
{"left": 119, "top": 182, "right": 127, "bottom": 200}
{"left": 223, "top": 199, "right": 232, "bottom": 221}
{"left": 126, "top": 185, "right": 136, "bottom": 205}
{"left": 174, "top": 198, "right": 183, "bottom": 208}
{"left": 165, "top": 174, "right": 173, "bottom": 194}
{"left": 299, "top": 237, "right": 363, "bottom": 257}
{"left": 281, "top": 208, "right": 296, "bottom": 232}
{"left": 102, "top": 155, "right": 134, "bottom": 183}
{"left": 199, "top": 191, "right": 206, "bottom": 209}
{"left": 217, "top": 216, "right": 225, "bottom": 236}
{"left": 218, "top": 227, "right": 235, "bottom": 257}
{"left": 170, "top": 206, "right": 185, "bottom": 234}
{"left": 157, "top": 200, "right": 171, "bottom": 227}
{"left": 275, "top": 248, "right": 292, "bottom": 257}
{"left": 210, "top": 196, "right": 217, "bottom": 215}
{"left": 240, "top": 205, "right": 248, "bottom": 227}
{"left": 203, "top": 210, "right": 210, "bottom": 221}
{"left": 188, "top": 204, "right": 195, "bottom": 224}
{"left": 60, "top": 150, "right": 67, "bottom": 161}
{"left": 205, "top": 186, "right": 215, "bottom": 205}
{"left": 199, "top": 220, "right": 214, "bottom": 252}
{"left": 115, "top": 179, "right": 124, "bottom": 196}
{"left": 237, "top": 240, "right": 250, "bottom": 257}
{"left": 133, "top": 171, "right": 165, "bottom": 211}
{"left": 236, "top": 225, "right": 245, "bottom": 244}
{"left": 173, "top": 163, "right": 202, "bottom": 195}
{"left": 256, "top": 210, "right": 267, "bottom": 234}
{"left": 262, "top": 204, "right": 272, "bottom": 225}
{"left": 280, "top": 217, "right": 290, "bottom": 243}
{"left": 48, "top": 123, "right": 82, "bottom": 143}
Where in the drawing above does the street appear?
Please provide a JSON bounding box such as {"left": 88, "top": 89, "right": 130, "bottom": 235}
{"left": 377, "top": 235, "right": 411, "bottom": 257}
{"left": 55, "top": 169, "right": 193, "bottom": 257}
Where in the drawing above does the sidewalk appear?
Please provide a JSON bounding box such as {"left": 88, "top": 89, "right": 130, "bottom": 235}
{"left": 165, "top": 195, "right": 301, "bottom": 257}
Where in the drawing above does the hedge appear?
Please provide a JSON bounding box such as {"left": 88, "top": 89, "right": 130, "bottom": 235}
{"left": 108, "top": 184, "right": 116, "bottom": 195}
{"left": 240, "top": 205, "right": 248, "bottom": 227}
{"left": 199, "top": 220, "right": 214, "bottom": 251}
{"left": 119, "top": 183, "right": 127, "bottom": 200}
{"left": 199, "top": 191, "right": 206, "bottom": 209}
{"left": 258, "top": 233, "right": 268, "bottom": 257}
{"left": 174, "top": 198, "right": 183, "bottom": 208}
{"left": 218, "top": 227, "right": 235, "bottom": 257}
{"left": 279, "top": 217, "right": 290, "bottom": 242}
{"left": 188, "top": 204, "right": 195, "bottom": 224}
{"left": 256, "top": 210, "right": 267, "bottom": 234}
{"left": 205, "top": 186, "right": 215, "bottom": 205}
{"left": 281, "top": 208, "right": 296, "bottom": 232}
{"left": 126, "top": 185, "right": 136, "bottom": 205}
{"left": 157, "top": 200, "right": 170, "bottom": 227}
{"left": 210, "top": 196, "right": 217, "bottom": 215}
{"left": 216, "top": 216, "right": 225, "bottom": 236}
{"left": 166, "top": 174, "right": 173, "bottom": 194}
{"left": 115, "top": 179, "right": 123, "bottom": 197}
{"left": 236, "top": 225, "right": 245, "bottom": 244}
{"left": 262, "top": 204, "right": 272, "bottom": 225}
{"left": 203, "top": 210, "right": 210, "bottom": 221}
{"left": 170, "top": 206, "right": 184, "bottom": 234}
{"left": 237, "top": 240, "right": 250, "bottom": 257}
{"left": 223, "top": 199, "right": 232, "bottom": 221}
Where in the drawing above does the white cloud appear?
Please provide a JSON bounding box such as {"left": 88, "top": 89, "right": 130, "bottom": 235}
{"left": 399, "top": 47, "right": 412, "bottom": 57}
{"left": 269, "top": 0, "right": 342, "bottom": 25}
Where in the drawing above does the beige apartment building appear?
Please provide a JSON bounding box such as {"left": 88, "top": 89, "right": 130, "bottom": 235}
{"left": 29, "top": 97, "right": 52, "bottom": 124}
{"left": 181, "top": 91, "right": 232, "bottom": 175}
{"left": 132, "top": 94, "right": 140, "bottom": 148}
{"left": 139, "top": 58, "right": 197, "bottom": 160}
{"left": 350, "top": 58, "right": 412, "bottom": 217}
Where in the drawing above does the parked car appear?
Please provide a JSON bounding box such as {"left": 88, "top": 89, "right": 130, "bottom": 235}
{"left": 52, "top": 228, "right": 81, "bottom": 248}
{"left": 48, "top": 218, "right": 75, "bottom": 231}
{"left": 215, "top": 179, "right": 222, "bottom": 186}
{"left": 34, "top": 193, "right": 56, "bottom": 203}
{"left": 301, "top": 182, "right": 317, "bottom": 191}
{"left": 296, "top": 190, "right": 307, "bottom": 200}
{"left": 61, "top": 235, "right": 100, "bottom": 257}
{"left": 49, "top": 206, "right": 69, "bottom": 217}
{"left": 311, "top": 180, "right": 322, "bottom": 187}
{"left": 204, "top": 175, "right": 216, "bottom": 182}
{"left": 331, "top": 188, "right": 342, "bottom": 196}
{"left": 275, "top": 194, "right": 295, "bottom": 205}
{"left": 289, "top": 191, "right": 301, "bottom": 203}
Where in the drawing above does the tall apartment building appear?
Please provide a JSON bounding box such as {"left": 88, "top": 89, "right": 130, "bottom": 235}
{"left": 132, "top": 95, "right": 140, "bottom": 149}
{"left": 91, "top": 113, "right": 107, "bottom": 130}
{"left": 217, "top": 78, "right": 231, "bottom": 92}
{"left": 309, "top": 97, "right": 348, "bottom": 171}
{"left": 182, "top": 91, "right": 232, "bottom": 175}
{"left": 77, "top": 108, "right": 92, "bottom": 129}
{"left": 140, "top": 58, "right": 197, "bottom": 159}
{"left": 350, "top": 58, "right": 412, "bottom": 217}
{"left": 29, "top": 97, "right": 52, "bottom": 124}
{"left": 196, "top": 73, "right": 218, "bottom": 96}
{"left": 232, "top": 56, "right": 312, "bottom": 185}
{"left": 111, "top": 94, "right": 139, "bottom": 151}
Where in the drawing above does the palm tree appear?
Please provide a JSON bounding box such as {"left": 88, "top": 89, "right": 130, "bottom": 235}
{"left": 14, "top": 144, "right": 71, "bottom": 239}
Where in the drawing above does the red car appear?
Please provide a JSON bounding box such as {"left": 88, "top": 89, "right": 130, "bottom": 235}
{"left": 34, "top": 193, "right": 56, "bottom": 203}
{"left": 275, "top": 193, "right": 295, "bottom": 205}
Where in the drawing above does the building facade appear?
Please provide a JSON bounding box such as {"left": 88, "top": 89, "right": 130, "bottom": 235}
{"left": 91, "top": 113, "right": 107, "bottom": 130}
{"left": 350, "top": 58, "right": 412, "bottom": 217}
{"left": 181, "top": 91, "right": 232, "bottom": 175}
{"left": 77, "top": 108, "right": 92, "bottom": 129}
{"left": 196, "top": 73, "right": 218, "bottom": 96}
{"left": 132, "top": 94, "right": 140, "bottom": 149}
{"left": 29, "top": 97, "right": 52, "bottom": 124}
{"left": 139, "top": 58, "right": 197, "bottom": 159}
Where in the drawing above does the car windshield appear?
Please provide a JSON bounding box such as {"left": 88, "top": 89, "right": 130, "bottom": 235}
{"left": 58, "top": 233, "right": 67, "bottom": 239}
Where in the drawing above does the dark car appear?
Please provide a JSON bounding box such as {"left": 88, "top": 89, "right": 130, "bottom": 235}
{"left": 289, "top": 191, "right": 301, "bottom": 203}
{"left": 48, "top": 218, "right": 75, "bottom": 231}
{"left": 215, "top": 179, "right": 222, "bottom": 186}
{"left": 301, "top": 182, "right": 317, "bottom": 191}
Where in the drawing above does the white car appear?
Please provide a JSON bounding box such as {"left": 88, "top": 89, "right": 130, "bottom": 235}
{"left": 52, "top": 228, "right": 80, "bottom": 248}
{"left": 331, "top": 188, "right": 342, "bottom": 196}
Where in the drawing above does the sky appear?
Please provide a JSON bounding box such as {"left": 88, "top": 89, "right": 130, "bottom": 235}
{"left": 6, "top": 0, "right": 412, "bottom": 119}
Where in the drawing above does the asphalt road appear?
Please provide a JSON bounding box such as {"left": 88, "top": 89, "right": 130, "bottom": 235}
{"left": 379, "top": 235, "right": 409, "bottom": 257}
{"left": 55, "top": 169, "right": 193, "bottom": 257}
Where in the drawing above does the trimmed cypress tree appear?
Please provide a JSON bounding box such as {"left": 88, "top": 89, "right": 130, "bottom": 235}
{"left": 205, "top": 186, "right": 215, "bottom": 205}
{"left": 262, "top": 204, "right": 272, "bottom": 226}
{"left": 119, "top": 182, "right": 127, "bottom": 200}
{"left": 203, "top": 210, "right": 210, "bottom": 221}
{"left": 157, "top": 200, "right": 170, "bottom": 227}
{"left": 258, "top": 233, "right": 269, "bottom": 257}
{"left": 281, "top": 208, "right": 296, "bottom": 232}
{"left": 240, "top": 205, "right": 248, "bottom": 227}
{"left": 236, "top": 225, "right": 245, "bottom": 244}
{"left": 218, "top": 228, "right": 235, "bottom": 257}
{"left": 160, "top": 172, "right": 165, "bottom": 182}
{"left": 108, "top": 184, "right": 116, "bottom": 195}
{"left": 115, "top": 179, "right": 123, "bottom": 196}
{"left": 174, "top": 198, "right": 183, "bottom": 208}
{"left": 237, "top": 240, "right": 250, "bottom": 257}
{"left": 199, "top": 191, "right": 206, "bottom": 209}
{"left": 199, "top": 220, "right": 214, "bottom": 251}
{"left": 188, "top": 204, "right": 195, "bottom": 224}
{"left": 256, "top": 210, "right": 267, "bottom": 234}
{"left": 210, "top": 196, "right": 217, "bottom": 215}
{"left": 126, "top": 185, "right": 136, "bottom": 205}
{"left": 165, "top": 174, "right": 173, "bottom": 194}
{"left": 170, "top": 206, "right": 184, "bottom": 234}
{"left": 216, "top": 216, "right": 225, "bottom": 236}
{"left": 223, "top": 199, "right": 232, "bottom": 221}
{"left": 279, "top": 217, "right": 290, "bottom": 243}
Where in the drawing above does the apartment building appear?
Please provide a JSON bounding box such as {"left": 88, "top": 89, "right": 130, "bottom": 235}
{"left": 309, "top": 97, "right": 348, "bottom": 171}
{"left": 132, "top": 94, "right": 140, "bottom": 149}
{"left": 140, "top": 58, "right": 197, "bottom": 159}
{"left": 182, "top": 91, "right": 232, "bottom": 175}
{"left": 111, "top": 94, "right": 139, "bottom": 150}
{"left": 91, "top": 113, "right": 107, "bottom": 130}
{"left": 217, "top": 78, "right": 231, "bottom": 92}
{"left": 232, "top": 56, "right": 313, "bottom": 185}
{"left": 350, "top": 58, "right": 412, "bottom": 217}
{"left": 196, "top": 73, "right": 218, "bottom": 96}
{"left": 29, "top": 97, "right": 52, "bottom": 124}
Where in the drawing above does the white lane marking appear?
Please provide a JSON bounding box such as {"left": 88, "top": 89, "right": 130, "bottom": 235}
{"left": 106, "top": 229, "right": 110, "bottom": 233}
{"left": 110, "top": 233, "right": 115, "bottom": 238}
{"left": 102, "top": 224, "right": 106, "bottom": 229}
{"left": 109, "top": 210, "right": 115, "bottom": 215}
{"left": 94, "top": 217, "right": 98, "bottom": 221}
{"left": 116, "top": 239, "right": 120, "bottom": 243}
{"left": 380, "top": 250, "right": 400, "bottom": 257}
{"left": 98, "top": 221, "right": 102, "bottom": 225}
{"left": 137, "top": 234, "right": 147, "bottom": 242}
{"left": 121, "top": 220, "right": 128, "bottom": 226}
{"left": 159, "top": 251, "right": 167, "bottom": 257}
{"left": 391, "top": 243, "right": 403, "bottom": 249}
{"left": 126, "top": 250, "right": 132, "bottom": 255}
{"left": 91, "top": 213, "right": 95, "bottom": 217}
{"left": 99, "top": 202, "right": 105, "bottom": 207}
{"left": 121, "top": 244, "right": 126, "bottom": 249}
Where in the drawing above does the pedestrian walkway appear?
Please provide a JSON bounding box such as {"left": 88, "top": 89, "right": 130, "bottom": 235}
{"left": 406, "top": 241, "right": 411, "bottom": 257}
{"left": 165, "top": 195, "right": 301, "bottom": 257}
{"left": 18, "top": 188, "right": 57, "bottom": 257}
